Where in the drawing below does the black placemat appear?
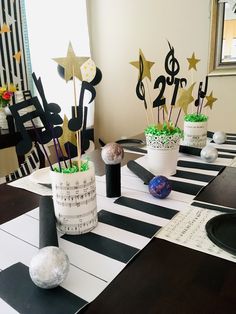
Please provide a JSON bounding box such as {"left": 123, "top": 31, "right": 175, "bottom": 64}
{"left": 206, "top": 213, "right": 236, "bottom": 255}
{"left": 194, "top": 167, "right": 236, "bottom": 209}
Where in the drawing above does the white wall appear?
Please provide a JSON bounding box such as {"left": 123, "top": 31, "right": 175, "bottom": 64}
{"left": 87, "top": 0, "right": 236, "bottom": 143}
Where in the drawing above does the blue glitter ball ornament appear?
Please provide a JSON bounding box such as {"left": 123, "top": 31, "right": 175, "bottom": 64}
{"left": 148, "top": 175, "right": 172, "bottom": 199}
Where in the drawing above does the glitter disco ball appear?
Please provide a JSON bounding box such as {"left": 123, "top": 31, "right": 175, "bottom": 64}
{"left": 213, "top": 131, "right": 226, "bottom": 144}
{"left": 29, "top": 246, "right": 70, "bottom": 289}
{"left": 200, "top": 146, "right": 218, "bottom": 163}
{"left": 148, "top": 175, "right": 172, "bottom": 199}
{"left": 101, "top": 142, "right": 124, "bottom": 165}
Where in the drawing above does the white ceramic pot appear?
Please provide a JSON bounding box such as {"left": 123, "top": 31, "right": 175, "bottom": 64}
{"left": 145, "top": 133, "right": 181, "bottom": 176}
{"left": 183, "top": 121, "right": 207, "bottom": 148}
{"left": 50, "top": 161, "right": 98, "bottom": 234}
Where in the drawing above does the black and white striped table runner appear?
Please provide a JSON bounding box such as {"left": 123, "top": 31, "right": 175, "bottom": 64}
{"left": 0, "top": 150, "right": 234, "bottom": 313}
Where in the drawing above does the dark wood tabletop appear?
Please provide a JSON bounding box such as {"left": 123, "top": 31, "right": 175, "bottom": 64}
{"left": 1, "top": 150, "right": 236, "bottom": 314}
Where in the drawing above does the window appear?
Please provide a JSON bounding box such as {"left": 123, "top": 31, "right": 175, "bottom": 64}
{"left": 24, "top": 0, "right": 94, "bottom": 126}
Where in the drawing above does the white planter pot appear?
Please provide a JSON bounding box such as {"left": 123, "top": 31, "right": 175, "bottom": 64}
{"left": 183, "top": 121, "right": 207, "bottom": 148}
{"left": 50, "top": 161, "right": 98, "bottom": 235}
{"left": 145, "top": 133, "right": 181, "bottom": 176}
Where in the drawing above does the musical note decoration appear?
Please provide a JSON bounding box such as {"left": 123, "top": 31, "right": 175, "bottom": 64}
{"left": 7, "top": 42, "right": 102, "bottom": 174}
{"left": 130, "top": 42, "right": 218, "bottom": 132}
{"left": 9, "top": 74, "right": 64, "bottom": 171}
{"left": 204, "top": 91, "right": 218, "bottom": 110}
{"left": 53, "top": 42, "right": 102, "bottom": 171}
{"left": 130, "top": 49, "right": 155, "bottom": 125}
{"left": 187, "top": 52, "right": 200, "bottom": 71}
{"left": 196, "top": 75, "right": 208, "bottom": 114}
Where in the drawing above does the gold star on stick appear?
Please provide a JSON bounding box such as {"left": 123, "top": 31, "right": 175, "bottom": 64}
{"left": 53, "top": 42, "right": 89, "bottom": 82}
{"left": 204, "top": 91, "right": 217, "bottom": 110}
{"left": 176, "top": 83, "right": 196, "bottom": 114}
{"left": 130, "top": 49, "right": 155, "bottom": 81}
{"left": 187, "top": 52, "right": 200, "bottom": 71}
{"left": 59, "top": 115, "right": 77, "bottom": 157}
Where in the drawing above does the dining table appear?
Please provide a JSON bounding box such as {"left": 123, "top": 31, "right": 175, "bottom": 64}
{"left": 1, "top": 137, "right": 236, "bottom": 314}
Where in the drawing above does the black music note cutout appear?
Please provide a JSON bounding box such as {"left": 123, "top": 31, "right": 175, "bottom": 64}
{"left": 32, "top": 73, "right": 63, "bottom": 141}
{"left": 68, "top": 81, "right": 96, "bottom": 132}
{"left": 9, "top": 97, "right": 49, "bottom": 155}
{"left": 153, "top": 42, "right": 187, "bottom": 116}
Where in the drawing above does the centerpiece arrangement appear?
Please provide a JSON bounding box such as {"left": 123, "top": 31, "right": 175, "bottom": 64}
{"left": 49, "top": 42, "right": 102, "bottom": 234}
{"left": 182, "top": 55, "right": 217, "bottom": 148}
{"left": 130, "top": 43, "right": 218, "bottom": 175}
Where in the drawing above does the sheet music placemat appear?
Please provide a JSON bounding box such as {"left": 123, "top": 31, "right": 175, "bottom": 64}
{"left": 156, "top": 204, "right": 236, "bottom": 263}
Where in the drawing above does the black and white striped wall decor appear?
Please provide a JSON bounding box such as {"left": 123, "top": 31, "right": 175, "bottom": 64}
{"left": 0, "top": 0, "right": 31, "bottom": 91}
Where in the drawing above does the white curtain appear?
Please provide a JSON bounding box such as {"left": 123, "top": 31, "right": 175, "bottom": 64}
{"left": 24, "top": 0, "right": 94, "bottom": 127}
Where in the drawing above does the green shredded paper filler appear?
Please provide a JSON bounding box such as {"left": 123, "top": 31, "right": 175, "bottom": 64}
{"left": 184, "top": 113, "right": 208, "bottom": 122}
{"left": 53, "top": 159, "right": 89, "bottom": 173}
{"left": 144, "top": 122, "right": 183, "bottom": 137}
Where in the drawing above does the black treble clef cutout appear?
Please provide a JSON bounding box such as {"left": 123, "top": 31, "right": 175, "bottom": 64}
{"left": 165, "top": 42, "right": 180, "bottom": 86}
{"left": 136, "top": 54, "right": 147, "bottom": 109}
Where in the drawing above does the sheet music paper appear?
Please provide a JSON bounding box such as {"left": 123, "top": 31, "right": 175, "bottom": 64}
{"left": 156, "top": 205, "right": 236, "bottom": 263}
{"left": 8, "top": 176, "right": 52, "bottom": 196}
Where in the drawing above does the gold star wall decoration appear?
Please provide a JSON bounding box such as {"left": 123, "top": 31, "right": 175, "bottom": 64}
{"left": 59, "top": 115, "right": 77, "bottom": 157}
{"left": 204, "top": 91, "right": 217, "bottom": 110}
{"left": 0, "top": 23, "right": 10, "bottom": 34}
{"left": 187, "top": 52, "right": 200, "bottom": 71}
{"left": 8, "top": 83, "right": 17, "bottom": 92}
{"left": 53, "top": 42, "right": 89, "bottom": 82}
{"left": 130, "top": 49, "right": 155, "bottom": 81}
{"left": 176, "top": 83, "right": 196, "bottom": 114}
{"left": 13, "top": 51, "right": 21, "bottom": 63}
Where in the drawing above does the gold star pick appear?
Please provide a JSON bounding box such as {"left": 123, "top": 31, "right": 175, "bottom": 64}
{"left": 53, "top": 42, "right": 89, "bottom": 82}
{"left": 204, "top": 91, "right": 217, "bottom": 110}
{"left": 59, "top": 115, "right": 77, "bottom": 156}
{"left": 176, "top": 83, "right": 196, "bottom": 114}
{"left": 130, "top": 49, "right": 155, "bottom": 81}
{"left": 187, "top": 52, "right": 200, "bottom": 71}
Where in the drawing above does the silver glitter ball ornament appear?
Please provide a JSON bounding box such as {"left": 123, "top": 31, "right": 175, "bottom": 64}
{"left": 101, "top": 142, "right": 124, "bottom": 165}
{"left": 200, "top": 146, "right": 218, "bottom": 163}
{"left": 29, "top": 246, "right": 70, "bottom": 289}
{"left": 213, "top": 131, "right": 226, "bottom": 144}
